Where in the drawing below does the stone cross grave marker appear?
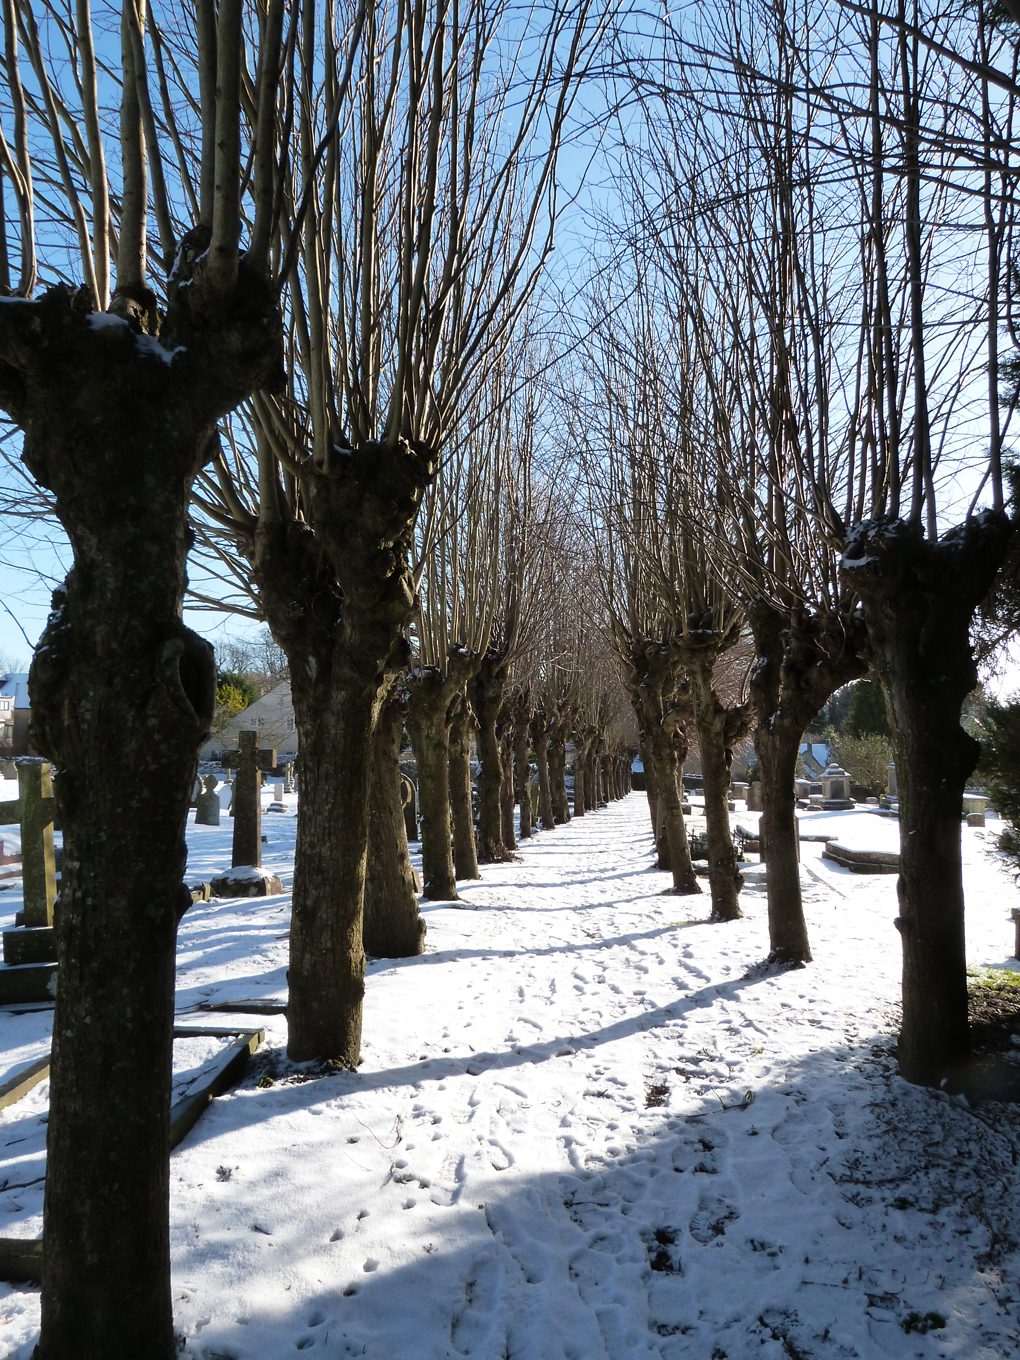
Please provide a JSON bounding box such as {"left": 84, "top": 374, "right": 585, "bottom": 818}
{"left": 222, "top": 731, "right": 277, "bottom": 867}
{"left": 0, "top": 759, "right": 57, "bottom": 928}
{"left": 195, "top": 776, "right": 221, "bottom": 827}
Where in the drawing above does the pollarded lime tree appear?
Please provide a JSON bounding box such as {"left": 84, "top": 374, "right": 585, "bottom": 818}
{"left": 407, "top": 427, "right": 502, "bottom": 900}
{"left": 191, "top": 0, "right": 605, "bottom": 1063}
{"left": 829, "top": 0, "right": 1019, "bottom": 1084}
{"left": 0, "top": 0, "right": 291, "bottom": 1353}
{"left": 617, "top": 0, "right": 870, "bottom": 958}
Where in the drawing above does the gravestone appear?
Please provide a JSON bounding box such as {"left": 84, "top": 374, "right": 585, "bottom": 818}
{"left": 821, "top": 763, "right": 854, "bottom": 810}
{"left": 273, "top": 783, "right": 284, "bottom": 803}
{"left": 887, "top": 761, "right": 897, "bottom": 796}
{"left": 401, "top": 776, "right": 418, "bottom": 844}
{"left": 195, "top": 776, "right": 221, "bottom": 827}
{"left": 283, "top": 762, "right": 295, "bottom": 794}
{"left": 747, "top": 781, "right": 762, "bottom": 812}
{"left": 731, "top": 781, "right": 748, "bottom": 802}
{"left": 221, "top": 731, "right": 277, "bottom": 868}
{"left": 189, "top": 777, "right": 202, "bottom": 808}
{"left": 1, "top": 759, "right": 58, "bottom": 969}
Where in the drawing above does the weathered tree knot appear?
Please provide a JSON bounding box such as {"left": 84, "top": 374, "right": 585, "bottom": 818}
{"left": 110, "top": 285, "right": 160, "bottom": 335}
{"left": 158, "top": 634, "right": 216, "bottom": 733}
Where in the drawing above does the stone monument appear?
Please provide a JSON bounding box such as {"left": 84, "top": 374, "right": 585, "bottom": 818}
{"left": 821, "top": 763, "right": 854, "bottom": 810}
{"left": 211, "top": 731, "right": 283, "bottom": 897}
{"left": 195, "top": 776, "right": 221, "bottom": 827}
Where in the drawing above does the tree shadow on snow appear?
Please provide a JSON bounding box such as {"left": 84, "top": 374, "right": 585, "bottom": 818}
{"left": 160, "top": 1024, "right": 1020, "bottom": 1360}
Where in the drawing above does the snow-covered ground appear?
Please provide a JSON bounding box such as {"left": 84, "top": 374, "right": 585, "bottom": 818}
{"left": 1, "top": 789, "right": 1020, "bottom": 1358}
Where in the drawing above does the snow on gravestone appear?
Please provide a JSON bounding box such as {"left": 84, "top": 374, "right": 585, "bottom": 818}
{"left": 211, "top": 732, "right": 282, "bottom": 897}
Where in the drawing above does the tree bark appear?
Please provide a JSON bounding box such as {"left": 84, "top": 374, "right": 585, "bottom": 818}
{"left": 498, "top": 718, "right": 517, "bottom": 851}
{"left": 843, "top": 513, "right": 1012, "bottom": 1086}
{"left": 513, "top": 708, "right": 533, "bottom": 840}
{"left": 449, "top": 698, "right": 480, "bottom": 880}
{"left": 549, "top": 738, "right": 570, "bottom": 823}
{"left": 365, "top": 688, "right": 426, "bottom": 957}
{"left": 640, "top": 738, "right": 658, "bottom": 834}
{"left": 532, "top": 711, "right": 556, "bottom": 830}
{"left": 586, "top": 739, "right": 601, "bottom": 810}
{"left": 626, "top": 644, "right": 700, "bottom": 895}
{"left": 749, "top": 600, "right": 867, "bottom": 965}
{"left": 9, "top": 270, "right": 281, "bottom": 1360}
{"left": 572, "top": 737, "right": 587, "bottom": 817}
{"left": 548, "top": 702, "right": 573, "bottom": 824}
{"left": 469, "top": 654, "right": 511, "bottom": 861}
{"left": 407, "top": 659, "right": 473, "bottom": 901}
{"left": 254, "top": 434, "right": 437, "bottom": 1063}
{"left": 687, "top": 652, "right": 752, "bottom": 923}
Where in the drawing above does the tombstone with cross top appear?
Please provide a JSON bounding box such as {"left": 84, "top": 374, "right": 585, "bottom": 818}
{"left": 221, "top": 730, "right": 277, "bottom": 868}
{"left": 0, "top": 759, "right": 60, "bottom": 972}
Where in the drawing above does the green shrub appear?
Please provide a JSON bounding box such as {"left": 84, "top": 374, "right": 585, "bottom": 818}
{"left": 977, "top": 696, "right": 1020, "bottom": 866}
{"left": 823, "top": 728, "right": 893, "bottom": 796}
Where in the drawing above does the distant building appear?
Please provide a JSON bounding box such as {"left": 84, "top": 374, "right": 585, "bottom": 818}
{"left": 799, "top": 741, "right": 829, "bottom": 778}
{"left": 0, "top": 675, "right": 31, "bottom": 755}
{"left": 201, "top": 681, "right": 298, "bottom": 762}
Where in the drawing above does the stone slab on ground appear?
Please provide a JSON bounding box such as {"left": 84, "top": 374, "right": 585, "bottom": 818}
{"left": 822, "top": 840, "right": 900, "bottom": 873}
{"left": 195, "top": 998, "right": 288, "bottom": 1016}
{"left": 2, "top": 926, "right": 57, "bottom": 966}
{"left": 0, "top": 962, "right": 58, "bottom": 1004}
{"left": 210, "top": 866, "right": 284, "bottom": 898}
{"left": 0, "top": 1026, "right": 265, "bottom": 1284}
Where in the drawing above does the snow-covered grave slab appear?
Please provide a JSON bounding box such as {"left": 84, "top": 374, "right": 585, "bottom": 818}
{"left": 0, "top": 795, "right": 1020, "bottom": 1356}
{"left": 0, "top": 1028, "right": 263, "bottom": 1256}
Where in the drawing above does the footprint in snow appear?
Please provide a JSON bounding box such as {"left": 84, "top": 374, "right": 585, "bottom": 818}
{"left": 430, "top": 1152, "right": 465, "bottom": 1206}
{"left": 688, "top": 1193, "right": 739, "bottom": 1244}
{"left": 485, "top": 1191, "right": 553, "bottom": 1284}
{"left": 450, "top": 1252, "right": 502, "bottom": 1356}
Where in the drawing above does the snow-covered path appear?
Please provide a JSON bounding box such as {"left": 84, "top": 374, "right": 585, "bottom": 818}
{"left": 2, "top": 792, "right": 1020, "bottom": 1358}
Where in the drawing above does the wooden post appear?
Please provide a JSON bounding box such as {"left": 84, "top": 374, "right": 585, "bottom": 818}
{"left": 1012, "top": 908, "right": 1020, "bottom": 962}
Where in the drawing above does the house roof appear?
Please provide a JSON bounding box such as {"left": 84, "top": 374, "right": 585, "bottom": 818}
{"left": 0, "top": 675, "right": 30, "bottom": 709}
{"left": 201, "top": 681, "right": 298, "bottom": 760}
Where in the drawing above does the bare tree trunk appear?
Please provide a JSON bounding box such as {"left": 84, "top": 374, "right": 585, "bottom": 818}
{"left": 646, "top": 733, "right": 700, "bottom": 895}
{"left": 498, "top": 720, "right": 517, "bottom": 851}
{"left": 287, "top": 677, "right": 374, "bottom": 1057}
{"left": 572, "top": 739, "right": 587, "bottom": 817}
{"left": 688, "top": 656, "right": 751, "bottom": 923}
{"left": 843, "top": 514, "right": 1011, "bottom": 1085}
{"left": 449, "top": 699, "right": 480, "bottom": 880}
{"left": 549, "top": 736, "right": 570, "bottom": 824}
{"left": 586, "top": 740, "right": 600, "bottom": 810}
{"left": 627, "top": 648, "right": 700, "bottom": 894}
{"left": 17, "top": 275, "right": 280, "bottom": 1360}
{"left": 513, "top": 712, "right": 533, "bottom": 840}
{"left": 532, "top": 712, "right": 556, "bottom": 830}
{"left": 255, "top": 434, "right": 436, "bottom": 1063}
{"left": 365, "top": 689, "right": 425, "bottom": 957}
{"left": 470, "top": 655, "right": 511, "bottom": 861}
{"left": 641, "top": 739, "right": 658, "bottom": 834}
{"left": 407, "top": 673, "right": 461, "bottom": 902}
{"left": 749, "top": 601, "right": 866, "bottom": 965}
{"left": 755, "top": 720, "right": 807, "bottom": 958}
